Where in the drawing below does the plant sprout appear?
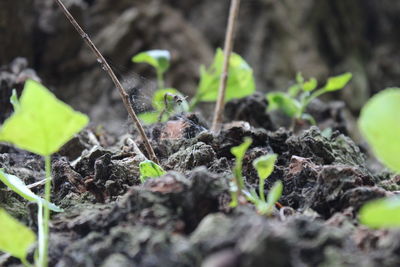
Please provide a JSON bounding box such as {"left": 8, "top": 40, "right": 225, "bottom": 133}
{"left": 267, "top": 72, "right": 352, "bottom": 126}
{"left": 190, "top": 48, "right": 255, "bottom": 111}
{"left": 132, "top": 50, "right": 171, "bottom": 90}
{"left": 252, "top": 154, "right": 278, "bottom": 202}
{"left": 229, "top": 137, "right": 252, "bottom": 207}
{"left": 229, "top": 139, "right": 283, "bottom": 215}
{"left": 243, "top": 153, "right": 282, "bottom": 216}
{"left": 0, "top": 80, "right": 89, "bottom": 267}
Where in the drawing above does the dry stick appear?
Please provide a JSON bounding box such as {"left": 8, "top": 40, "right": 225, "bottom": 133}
{"left": 211, "top": 0, "right": 241, "bottom": 133}
{"left": 54, "top": 0, "right": 159, "bottom": 164}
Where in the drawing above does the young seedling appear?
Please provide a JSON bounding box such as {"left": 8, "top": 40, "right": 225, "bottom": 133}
{"left": 357, "top": 88, "right": 400, "bottom": 228}
{"left": 138, "top": 88, "right": 189, "bottom": 124}
{"left": 245, "top": 154, "right": 282, "bottom": 215}
{"left": 0, "top": 209, "right": 36, "bottom": 267}
{"left": 132, "top": 50, "right": 171, "bottom": 90}
{"left": 211, "top": 0, "right": 242, "bottom": 133}
{"left": 229, "top": 137, "right": 252, "bottom": 207}
{"left": 267, "top": 72, "right": 352, "bottom": 128}
{"left": 139, "top": 160, "right": 166, "bottom": 183}
{"left": 0, "top": 80, "right": 88, "bottom": 267}
{"left": 53, "top": 0, "right": 159, "bottom": 164}
{"left": 190, "top": 48, "right": 255, "bottom": 111}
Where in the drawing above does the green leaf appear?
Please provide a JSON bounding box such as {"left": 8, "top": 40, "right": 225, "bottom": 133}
{"left": 266, "top": 92, "right": 301, "bottom": 118}
{"left": 231, "top": 137, "right": 252, "bottom": 164}
{"left": 195, "top": 48, "right": 255, "bottom": 103}
{"left": 323, "top": 72, "right": 352, "bottom": 92}
{"left": 0, "top": 80, "right": 89, "bottom": 156}
{"left": 253, "top": 154, "right": 277, "bottom": 180}
{"left": 267, "top": 180, "right": 283, "bottom": 207}
{"left": 139, "top": 160, "right": 166, "bottom": 183}
{"left": 138, "top": 112, "right": 159, "bottom": 124}
{"left": 0, "top": 169, "right": 63, "bottom": 212}
{"left": 359, "top": 197, "right": 400, "bottom": 228}
{"left": 303, "top": 78, "right": 318, "bottom": 92}
{"left": 0, "top": 209, "right": 36, "bottom": 261}
{"left": 132, "top": 50, "right": 171, "bottom": 74}
{"left": 358, "top": 88, "right": 400, "bottom": 173}
{"left": 10, "top": 89, "right": 20, "bottom": 112}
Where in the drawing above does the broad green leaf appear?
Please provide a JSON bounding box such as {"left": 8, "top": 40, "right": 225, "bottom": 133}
{"left": 132, "top": 50, "right": 171, "bottom": 74}
{"left": 138, "top": 112, "right": 159, "bottom": 124}
{"left": 323, "top": 72, "right": 352, "bottom": 92}
{"left": 0, "top": 80, "right": 89, "bottom": 156}
{"left": 0, "top": 169, "right": 63, "bottom": 212}
{"left": 0, "top": 209, "right": 36, "bottom": 261}
{"left": 267, "top": 180, "right": 283, "bottom": 206}
{"left": 266, "top": 92, "right": 301, "bottom": 118}
{"left": 359, "top": 197, "right": 400, "bottom": 228}
{"left": 10, "top": 89, "right": 20, "bottom": 112}
{"left": 253, "top": 154, "right": 277, "bottom": 180}
{"left": 152, "top": 88, "right": 184, "bottom": 111}
{"left": 231, "top": 137, "right": 252, "bottom": 164}
{"left": 139, "top": 160, "right": 166, "bottom": 183}
{"left": 303, "top": 78, "right": 318, "bottom": 92}
{"left": 358, "top": 88, "right": 400, "bottom": 173}
{"left": 196, "top": 48, "right": 255, "bottom": 102}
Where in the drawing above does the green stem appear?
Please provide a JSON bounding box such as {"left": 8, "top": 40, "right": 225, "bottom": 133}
{"left": 157, "top": 70, "right": 164, "bottom": 90}
{"left": 41, "top": 155, "right": 52, "bottom": 267}
{"left": 259, "top": 178, "right": 265, "bottom": 202}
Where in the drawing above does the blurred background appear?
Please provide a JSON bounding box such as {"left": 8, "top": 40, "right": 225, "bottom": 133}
{"left": 1, "top": 0, "right": 400, "bottom": 133}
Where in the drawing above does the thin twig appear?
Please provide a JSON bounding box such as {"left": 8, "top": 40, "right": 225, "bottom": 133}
{"left": 211, "top": 0, "right": 241, "bottom": 133}
{"left": 53, "top": 0, "right": 159, "bottom": 164}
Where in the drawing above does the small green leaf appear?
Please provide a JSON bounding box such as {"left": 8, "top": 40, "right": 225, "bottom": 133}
{"left": 132, "top": 50, "right": 171, "bottom": 74}
{"left": 266, "top": 92, "right": 301, "bottom": 118}
{"left": 358, "top": 88, "right": 400, "bottom": 173}
{"left": 138, "top": 112, "right": 159, "bottom": 124}
{"left": 10, "top": 89, "right": 20, "bottom": 112}
{"left": 267, "top": 180, "right": 283, "bottom": 207}
{"left": 195, "top": 48, "right": 255, "bottom": 103}
{"left": 359, "top": 197, "right": 400, "bottom": 228}
{"left": 139, "top": 160, "right": 166, "bottom": 183}
{"left": 0, "top": 169, "right": 63, "bottom": 212}
{"left": 231, "top": 137, "right": 252, "bottom": 164}
{"left": 0, "top": 80, "right": 89, "bottom": 156}
{"left": 253, "top": 154, "right": 277, "bottom": 180}
{"left": 0, "top": 209, "right": 36, "bottom": 261}
{"left": 323, "top": 72, "right": 352, "bottom": 92}
{"left": 303, "top": 78, "right": 318, "bottom": 92}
